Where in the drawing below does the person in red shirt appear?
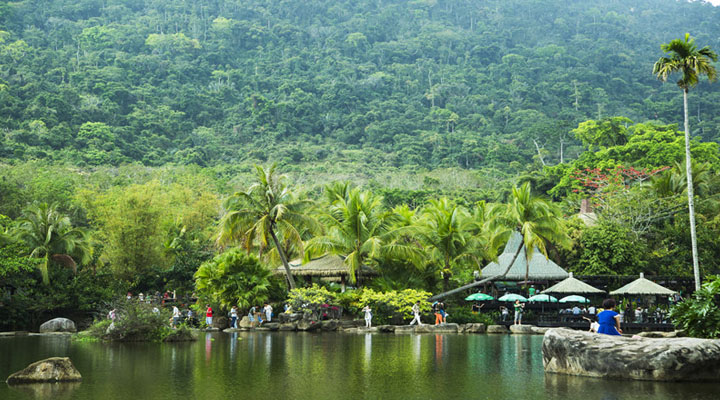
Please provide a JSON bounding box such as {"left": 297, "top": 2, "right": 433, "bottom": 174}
{"left": 205, "top": 305, "right": 213, "bottom": 327}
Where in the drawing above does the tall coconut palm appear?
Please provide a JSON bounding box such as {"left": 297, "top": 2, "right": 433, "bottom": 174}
{"left": 217, "top": 164, "right": 318, "bottom": 290}
{"left": 653, "top": 33, "right": 717, "bottom": 291}
{"left": 305, "top": 187, "right": 422, "bottom": 285}
{"left": 14, "top": 203, "right": 91, "bottom": 284}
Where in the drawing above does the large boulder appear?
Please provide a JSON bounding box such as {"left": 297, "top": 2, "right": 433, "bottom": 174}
{"left": 433, "top": 323, "right": 460, "bottom": 333}
{"left": 264, "top": 322, "right": 280, "bottom": 331}
{"left": 376, "top": 325, "right": 396, "bottom": 333}
{"left": 394, "top": 326, "right": 415, "bottom": 335}
{"left": 320, "top": 320, "right": 339, "bottom": 332}
{"left": 510, "top": 324, "right": 535, "bottom": 335}
{"left": 542, "top": 328, "right": 720, "bottom": 381}
{"left": 486, "top": 325, "right": 509, "bottom": 334}
{"left": 6, "top": 357, "right": 82, "bottom": 384}
{"left": 212, "top": 316, "right": 228, "bottom": 330}
{"left": 297, "top": 320, "right": 321, "bottom": 332}
{"left": 39, "top": 318, "right": 76, "bottom": 333}
{"left": 279, "top": 323, "right": 297, "bottom": 331}
{"left": 239, "top": 316, "right": 254, "bottom": 329}
{"left": 462, "top": 323, "right": 486, "bottom": 334}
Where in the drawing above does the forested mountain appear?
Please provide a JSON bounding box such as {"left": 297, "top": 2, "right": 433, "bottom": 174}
{"left": 1, "top": 0, "right": 719, "bottom": 170}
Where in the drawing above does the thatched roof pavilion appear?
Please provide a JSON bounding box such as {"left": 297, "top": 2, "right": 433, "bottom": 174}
{"left": 609, "top": 273, "right": 677, "bottom": 296}
{"left": 542, "top": 272, "right": 605, "bottom": 294}
{"left": 273, "top": 255, "right": 376, "bottom": 279}
{"left": 481, "top": 232, "right": 569, "bottom": 281}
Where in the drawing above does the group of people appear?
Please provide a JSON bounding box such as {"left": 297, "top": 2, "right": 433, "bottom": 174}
{"left": 360, "top": 301, "right": 424, "bottom": 328}
{"left": 432, "top": 301, "right": 448, "bottom": 325}
{"left": 223, "top": 304, "right": 274, "bottom": 329}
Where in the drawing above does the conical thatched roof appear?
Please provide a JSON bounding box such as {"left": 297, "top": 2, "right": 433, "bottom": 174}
{"left": 541, "top": 272, "right": 605, "bottom": 294}
{"left": 609, "top": 273, "right": 677, "bottom": 296}
{"left": 273, "top": 255, "right": 376, "bottom": 277}
{"left": 481, "top": 232, "right": 569, "bottom": 281}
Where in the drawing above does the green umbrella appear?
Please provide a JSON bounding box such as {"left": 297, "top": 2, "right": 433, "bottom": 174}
{"left": 465, "top": 293, "right": 495, "bottom": 301}
{"left": 498, "top": 293, "right": 528, "bottom": 302}
{"left": 528, "top": 294, "right": 558, "bottom": 303}
{"left": 558, "top": 295, "right": 590, "bottom": 304}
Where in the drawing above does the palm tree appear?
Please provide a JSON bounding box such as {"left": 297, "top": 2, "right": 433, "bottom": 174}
{"left": 305, "top": 187, "right": 422, "bottom": 285}
{"left": 217, "top": 164, "right": 318, "bottom": 290}
{"left": 500, "top": 182, "right": 571, "bottom": 285}
{"left": 430, "top": 183, "right": 568, "bottom": 300}
{"left": 653, "top": 33, "right": 717, "bottom": 291}
{"left": 14, "top": 203, "right": 91, "bottom": 284}
{"left": 416, "top": 198, "right": 481, "bottom": 291}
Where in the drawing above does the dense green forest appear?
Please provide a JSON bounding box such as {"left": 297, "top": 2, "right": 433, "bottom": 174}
{"left": 1, "top": 0, "right": 720, "bottom": 169}
{"left": 2, "top": 0, "right": 720, "bottom": 330}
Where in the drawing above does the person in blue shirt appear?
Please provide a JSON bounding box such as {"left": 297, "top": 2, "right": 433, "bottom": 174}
{"left": 597, "top": 298, "right": 623, "bottom": 335}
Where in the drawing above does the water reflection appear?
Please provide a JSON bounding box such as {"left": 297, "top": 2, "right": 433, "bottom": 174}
{"left": 1, "top": 333, "right": 718, "bottom": 400}
{"left": 8, "top": 382, "right": 81, "bottom": 399}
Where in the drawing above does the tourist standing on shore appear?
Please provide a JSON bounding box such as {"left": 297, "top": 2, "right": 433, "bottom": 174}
{"left": 362, "top": 305, "right": 372, "bottom": 328}
{"left": 433, "top": 302, "right": 442, "bottom": 325}
{"left": 514, "top": 300, "right": 525, "bottom": 325}
{"left": 248, "top": 306, "right": 257, "bottom": 327}
{"left": 500, "top": 306, "right": 509, "bottom": 321}
{"left": 410, "top": 301, "right": 423, "bottom": 325}
{"left": 264, "top": 303, "right": 273, "bottom": 322}
{"left": 230, "top": 306, "right": 238, "bottom": 328}
{"left": 205, "top": 304, "right": 213, "bottom": 327}
{"left": 172, "top": 305, "right": 181, "bottom": 327}
{"left": 439, "top": 301, "right": 447, "bottom": 324}
{"left": 597, "top": 299, "right": 622, "bottom": 336}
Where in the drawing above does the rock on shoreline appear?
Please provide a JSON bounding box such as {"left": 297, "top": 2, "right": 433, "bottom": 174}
{"left": 542, "top": 328, "right": 720, "bottom": 381}
{"left": 6, "top": 357, "right": 82, "bottom": 384}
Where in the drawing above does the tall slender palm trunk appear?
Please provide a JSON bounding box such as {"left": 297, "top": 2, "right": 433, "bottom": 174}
{"left": 683, "top": 88, "right": 701, "bottom": 291}
{"left": 270, "top": 228, "right": 296, "bottom": 290}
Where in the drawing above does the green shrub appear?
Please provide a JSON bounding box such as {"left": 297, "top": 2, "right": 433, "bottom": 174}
{"left": 669, "top": 276, "right": 720, "bottom": 338}
{"left": 351, "top": 288, "right": 432, "bottom": 324}
{"left": 445, "top": 306, "right": 495, "bottom": 325}
{"left": 84, "top": 300, "right": 195, "bottom": 342}
{"left": 288, "top": 284, "right": 337, "bottom": 312}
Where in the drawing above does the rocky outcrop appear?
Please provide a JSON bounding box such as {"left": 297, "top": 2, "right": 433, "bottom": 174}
{"left": 542, "top": 328, "right": 720, "bottom": 381}
{"left": 461, "top": 323, "right": 486, "bottom": 334}
{"left": 239, "top": 316, "right": 254, "bottom": 329}
{"left": 212, "top": 316, "right": 228, "bottom": 330}
{"left": 510, "top": 324, "right": 534, "bottom": 334}
{"left": 39, "top": 318, "right": 76, "bottom": 333}
{"left": 297, "top": 320, "right": 321, "bottom": 332}
{"left": 376, "top": 325, "right": 395, "bottom": 333}
{"left": 321, "top": 320, "right": 339, "bottom": 331}
{"left": 6, "top": 357, "right": 82, "bottom": 384}
{"left": 636, "top": 331, "right": 677, "bottom": 338}
{"left": 486, "top": 325, "right": 509, "bottom": 334}
{"left": 279, "top": 323, "right": 297, "bottom": 331}
{"left": 394, "top": 326, "right": 415, "bottom": 334}
{"left": 264, "top": 322, "right": 280, "bottom": 331}
{"left": 531, "top": 327, "right": 550, "bottom": 335}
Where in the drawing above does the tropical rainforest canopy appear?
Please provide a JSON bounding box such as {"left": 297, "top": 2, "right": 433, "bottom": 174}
{"left": 1, "top": 0, "right": 719, "bottom": 329}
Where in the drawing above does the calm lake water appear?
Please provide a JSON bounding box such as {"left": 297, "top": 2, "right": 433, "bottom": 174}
{"left": 0, "top": 332, "right": 717, "bottom": 400}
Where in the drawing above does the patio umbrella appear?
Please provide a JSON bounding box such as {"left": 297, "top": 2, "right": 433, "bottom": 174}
{"left": 464, "top": 293, "right": 495, "bottom": 301}
{"left": 558, "top": 295, "right": 590, "bottom": 304}
{"left": 498, "top": 293, "right": 528, "bottom": 302}
{"left": 609, "top": 273, "right": 677, "bottom": 296}
{"left": 528, "top": 294, "right": 558, "bottom": 303}
{"left": 541, "top": 272, "right": 605, "bottom": 295}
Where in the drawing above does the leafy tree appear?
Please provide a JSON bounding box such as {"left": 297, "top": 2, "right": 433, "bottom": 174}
{"left": 654, "top": 33, "right": 717, "bottom": 290}
{"left": 574, "top": 222, "right": 646, "bottom": 275}
{"left": 13, "top": 203, "right": 91, "bottom": 284}
{"left": 194, "top": 249, "right": 270, "bottom": 310}
{"left": 217, "top": 164, "right": 318, "bottom": 290}
{"left": 669, "top": 275, "right": 720, "bottom": 338}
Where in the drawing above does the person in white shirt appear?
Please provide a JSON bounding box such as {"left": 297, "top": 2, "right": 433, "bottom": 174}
{"left": 230, "top": 306, "right": 238, "bottom": 328}
{"left": 588, "top": 305, "right": 596, "bottom": 315}
{"left": 263, "top": 303, "right": 273, "bottom": 322}
{"left": 172, "top": 306, "right": 181, "bottom": 327}
{"left": 362, "top": 305, "right": 372, "bottom": 328}
{"left": 410, "top": 301, "right": 423, "bottom": 326}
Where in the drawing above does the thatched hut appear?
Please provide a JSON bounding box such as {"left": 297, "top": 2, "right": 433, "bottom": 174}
{"left": 273, "top": 255, "right": 376, "bottom": 290}
{"left": 481, "top": 232, "right": 569, "bottom": 281}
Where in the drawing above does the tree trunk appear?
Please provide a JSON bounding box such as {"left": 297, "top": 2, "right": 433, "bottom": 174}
{"left": 683, "top": 88, "right": 701, "bottom": 291}
{"left": 429, "top": 230, "right": 523, "bottom": 300}
{"left": 442, "top": 257, "right": 451, "bottom": 292}
{"left": 524, "top": 245, "right": 529, "bottom": 289}
{"left": 41, "top": 253, "right": 50, "bottom": 285}
{"left": 270, "top": 228, "right": 296, "bottom": 290}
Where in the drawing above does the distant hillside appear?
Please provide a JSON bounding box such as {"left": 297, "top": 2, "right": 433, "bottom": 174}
{"left": 1, "top": 0, "right": 719, "bottom": 170}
